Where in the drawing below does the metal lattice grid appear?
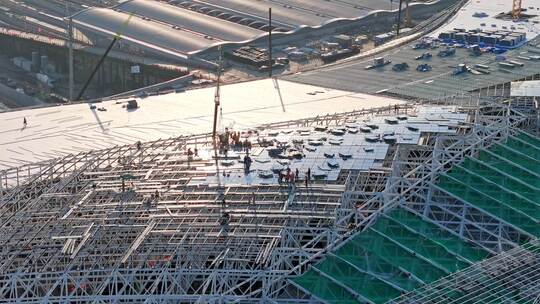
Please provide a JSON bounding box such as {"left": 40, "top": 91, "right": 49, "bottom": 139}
{"left": 0, "top": 97, "right": 537, "bottom": 303}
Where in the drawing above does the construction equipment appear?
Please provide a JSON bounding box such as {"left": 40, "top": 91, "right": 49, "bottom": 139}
{"left": 126, "top": 99, "right": 139, "bottom": 110}
{"left": 512, "top": 0, "right": 522, "bottom": 20}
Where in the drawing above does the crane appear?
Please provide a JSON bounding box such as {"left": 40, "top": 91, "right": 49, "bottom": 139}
{"left": 211, "top": 47, "right": 229, "bottom": 233}
{"left": 512, "top": 0, "right": 522, "bottom": 20}
{"left": 75, "top": 14, "right": 134, "bottom": 101}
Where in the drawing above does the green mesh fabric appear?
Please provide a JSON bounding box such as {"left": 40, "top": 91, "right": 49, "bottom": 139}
{"left": 292, "top": 269, "right": 359, "bottom": 304}
{"left": 386, "top": 209, "right": 489, "bottom": 262}
{"left": 459, "top": 157, "right": 540, "bottom": 205}
{"left": 438, "top": 135, "right": 540, "bottom": 237}
{"left": 370, "top": 216, "right": 470, "bottom": 273}
{"left": 446, "top": 167, "right": 539, "bottom": 221}
{"left": 292, "top": 209, "right": 488, "bottom": 304}
{"left": 478, "top": 150, "right": 540, "bottom": 189}
{"left": 506, "top": 138, "right": 540, "bottom": 160}
{"left": 292, "top": 133, "right": 540, "bottom": 304}
{"left": 438, "top": 174, "right": 539, "bottom": 237}
{"left": 490, "top": 143, "right": 540, "bottom": 174}
{"left": 334, "top": 241, "right": 421, "bottom": 292}
{"left": 516, "top": 131, "right": 540, "bottom": 148}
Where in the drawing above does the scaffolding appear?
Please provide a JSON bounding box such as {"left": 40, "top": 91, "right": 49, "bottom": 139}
{"left": 0, "top": 98, "right": 537, "bottom": 303}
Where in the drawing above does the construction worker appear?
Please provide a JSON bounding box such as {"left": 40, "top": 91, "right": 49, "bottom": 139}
{"left": 244, "top": 138, "right": 250, "bottom": 153}
{"left": 243, "top": 154, "right": 252, "bottom": 173}
{"left": 187, "top": 148, "right": 194, "bottom": 167}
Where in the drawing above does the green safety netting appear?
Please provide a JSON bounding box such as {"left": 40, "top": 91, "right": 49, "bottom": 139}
{"left": 292, "top": 269, "right": 359, "bottom": 304}
{"left": 506, "top": 138, "right": 540, "bottom": 160}
{"left": 393, "top": 239, "right": 540, "bottom": 304}
{"left": 438, "top": 135, "right": 540, "bottom": 238}
{"left": 314, "top": 255, "right": 402, "bottom": 303}
{"left": 386, "top": 209, "right": 489, "bottom": 263}
{"left": 478, "top": 149, "right": 540, "bottom": 188}
{"left": 292, "top": 132, "right": 540, "bottom": 304}
{"left": 438, "top": 174, "right": 539, "bottom": 237}
{"left": 292, "top": 209, "right": 488, "bottom": 304}
{"left": 490, "top": 143, "right": 540, "bottom": 173}
{"left": 516, "top": 131, "right": 540, "bottom": 148}
{"left": 446, "top": 167, "right": 539, "bottom": 220}
{"left": 369, "top": 217, "right": 470, "bottom": 273}
{"left": 459, "top": 157, "right": 540, "bottom": 205}
{"left": 335, "top": 241, "right": 422, "bottom": 292}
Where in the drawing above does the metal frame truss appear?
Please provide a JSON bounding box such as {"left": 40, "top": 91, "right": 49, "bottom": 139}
{"left": 0, "top": 97, "right": 537, "bottom": 303}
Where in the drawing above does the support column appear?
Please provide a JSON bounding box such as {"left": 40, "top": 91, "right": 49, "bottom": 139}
{"left": 68, "top": 17, "right": 74, "bottom": 102}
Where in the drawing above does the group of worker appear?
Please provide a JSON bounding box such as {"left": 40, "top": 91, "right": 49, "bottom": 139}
{"left": 230, "top": 131, "right": 252, "bottom": 152}
{"left": 278, "top": 167, "right": 311, "bottom": 187}
{"left": 186, "top": 148, "right": 198, "bottom": 167}
{"left": 218, "top": 128, "right": 252, "bottom": 155}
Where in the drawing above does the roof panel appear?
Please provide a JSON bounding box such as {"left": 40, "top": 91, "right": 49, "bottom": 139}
{"left": 118, "top": 0, "right": 263, "bottom": 41}
{"left": 74, "top": 8, "right": 211, "bottom": 54}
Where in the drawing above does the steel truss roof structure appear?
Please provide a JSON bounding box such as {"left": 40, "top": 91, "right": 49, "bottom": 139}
{"left": 287, "top": 95, "right": 539, "bottom": 303}
{"left": 0, "top": 96, "right": 538, "bottom": 303}
{"left": 0, "top": 104, "right": 417, "bottom": 303}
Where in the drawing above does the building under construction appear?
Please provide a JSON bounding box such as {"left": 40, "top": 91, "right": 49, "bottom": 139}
{"left": 0, "top": 93, "right": 538, "bottom": 303}
{"left": 1, "top": 0, "right": 540, "bottom": 302}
